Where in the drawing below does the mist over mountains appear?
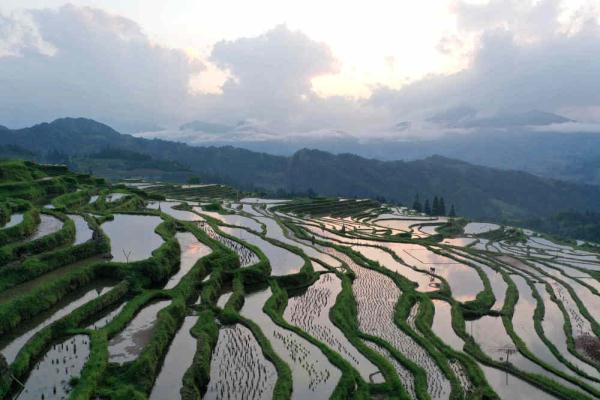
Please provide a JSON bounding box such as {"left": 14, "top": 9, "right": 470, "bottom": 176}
{"left": 135, "top": 109, "right": 600, "bottom": 186}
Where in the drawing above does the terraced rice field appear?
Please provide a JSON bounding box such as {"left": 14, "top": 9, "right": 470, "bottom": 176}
{"left": 240, "top": 288, "right": 341, "bottom": 399}
{"left": 108, "top": 299, "right": 171, "bottom": 363}
{"left": 2, "top": 163, "right": 600, "bottom": 400}
{"left": 204, "top": 323, "right": 277, "bottom": 400}
{"left": 283, "top": 273, "right": 381, "bottom": 382}
{"left": 325, "top": 247, "right": 451, "bottom": 399}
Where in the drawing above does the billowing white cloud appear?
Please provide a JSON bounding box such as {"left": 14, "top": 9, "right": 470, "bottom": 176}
{"left": 370, "top": 0, "right": 600, "bottom": 125}
{"left": 0, "top": 11, "right": 55, "bottom": 57}
{"left": 2, "top": 1, "right": 600, "bottom": 138}
{"left": 0, "top": 5, "right": 203, "bottom": 131}
{"left": 188, "top": 24, "right": 388, "bottom": 133}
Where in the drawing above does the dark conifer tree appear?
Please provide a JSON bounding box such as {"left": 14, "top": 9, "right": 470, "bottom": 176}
{"left": 449, "top": 204, "right": 456, "bottom": 217}
{"left": 424, "top": 199, "right": 431, "bottom": 215}
{"left": 439, "top": 197, "right": 446, "bottom": 216}
{"left": 432, "top": 196, "right": 439, "bottom": 215}
{"left": 413, "top": 193, "right": 422, "bottom": 213}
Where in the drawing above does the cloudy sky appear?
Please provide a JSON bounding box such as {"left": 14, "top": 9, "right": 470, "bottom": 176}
{"left": 1, "top": 0, "right": 599, "bottom": 135}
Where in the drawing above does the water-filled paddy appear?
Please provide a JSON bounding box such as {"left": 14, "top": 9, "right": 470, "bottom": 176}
{"left": 463, "top": 223, "right": 500, "bottom": 235}
{"left": 108, "top": 299, "right": 171, "bottom": 363}
{"left": 240, "top": 198, "right": 290, "bottom": 204}
{"left": 397, "top": 246, "right": 483, "bottom": 301}
{"left": 258, "top": 216, "right": 341, "bottom": 268}
{"left": 240, "top": 287, "right": 341, "bottom": 399}
{"left": 478, "top": 363, "right": 559, "bottom": 400}
{"left": 150, "top": 316, "right": 199, "bottom": 400}
{"left": 16, "top": 335, "right": 90, "bottom": 400}
{"left": 374, "top": 218, "right": 434, "bottom": 232}
{"left": 204, "top": 323, "right": 277, "bottom": 400}
{"left": 240, "top": 204, "right": 263, "bottom": 217}
{"left": 0, "top": 282, "right": 113, "bottom": 364}
{"left": 198, "top": 223, "right": 259, "bottom": 267}
{"left": 216, "top": 213, "right": 263, "bottom": 231}
{"left": 105, "top": 193, "right": 128, "bottom": 202}
{"left": 149, "top": 201, "right": 204, "bottom": 222}
{"left": 431, "top": 300, "right": 463, "bottom": 352}
{"left": 328, "top": 247, "right": 451, "bottom": 399}
{"left": 511, "top": 274, "right": 596, "bottom": 385}
{"left": 102, "top": 214, "right": 163, "bottom": 262}
{"left": 163, "top": 232, "right": 212, "bottom": 290}
{"left": 448, "top": 251, "right": 507, "bottom": 311}
{"left": 87, "top": 302, "right": 127, "bottom": 330}
{"left": 440, "top": 237, "right": 476, "bottom": 247}
{"left": 364, "top": 340, "right": 415, "bottom": 396}
{"left": 2, "top": 213, "right": 23, "bottom": 229}
{"left": 68, "top": 214, "right": 93, "bottom": 245}
{"left": 430, "top": 300, "right": 558, "bottom": 399}
{"left": 469, "top": 315, "right": 584, "bottom": 392}
{"left": 216, "top": 292, "right": 232, "bottom": 309}
{"left": 284, "top": 273, "right": 382, "bottom": 382}
{"left": 352, "top": 245, "right": 441, "bottom": 292}
{"left": 220, "top": 226, "right": 304, "bottom": 275}
{"left": 535, "top": 283, "right": 600, "bottom": 383}
{"left": 8, "top": 173, "right": 600, "bottom": 400}
{"left": 27, "top": 214, "right": 63, "bottom": 241}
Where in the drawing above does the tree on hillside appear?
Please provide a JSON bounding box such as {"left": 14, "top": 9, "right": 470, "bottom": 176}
{"left": 424, "top": 199, "right": 431, "bottom": 215}
{"left": 413, "top": 194, "right": 422, "bottom": 213}
{"left": 439, "top": 197, "right": 446, "bottom": 216}
{"left": 449, "top": 204, "right": 456, "bottom": 217}
{"left": 432, "top": 196, "right": 439, "bottom": 215}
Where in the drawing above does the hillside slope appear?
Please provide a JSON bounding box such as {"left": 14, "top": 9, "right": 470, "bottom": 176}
{"left": 2, "top": 118, "right": 600, "bottom": 220}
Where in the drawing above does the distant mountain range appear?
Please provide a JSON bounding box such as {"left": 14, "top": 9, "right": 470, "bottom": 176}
{"left": 2, "top": 117, "right": 600, "bottom": 221}
{"left": 136, "top": 110, "right": 600, "bottom": 186}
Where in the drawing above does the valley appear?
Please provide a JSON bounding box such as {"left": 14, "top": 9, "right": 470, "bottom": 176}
{"left": 1, "top": 160, "right": 600, "bottom": 399}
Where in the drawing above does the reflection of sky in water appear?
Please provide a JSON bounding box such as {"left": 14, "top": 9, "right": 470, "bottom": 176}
{"left": 463, "top": 223, "right": 500, "bottom": 235}
{"left": 108, "top": 300, "right": 171, "bottom": 363}
{"left": 240, "top": 198, "right": 289, "bottom": 204}
{"left": 259, "top": 216, "right": 341, "bottom": 268}
{"left": 150, "top": 316, "right": 199, "bottom": 400}
{"left": 106, "top": 192, "right": 128, "bottom": 202}
{"left": 241, "top": 288, "right": 340, "bottom": 399}
{"left": 220, "top": 226, "right": 304, "bottom": 275}
{"left": 102, "top": 214, "right": 163, "bottom": 262}
{"left": 431, "top": 300, "right": 463, "bottom": 352}
{"left": 536, "top": 282, "right": 600, "bottom": 380}
{"left": 2, "top": 213, "right": 23, "bottom": 228}
{"left": 284, "top": 273, "right": 381, "bottom": 382}
{"left": 68, "top": 214, "right": 93, "bottom": 245}
{"left": 17, "top": 335, "right": 90, "bottom": 400}
{"left": 1, "top": 285, "right": 113, "bottom": 363}
{"left": 352, "top": 245, "right": 440, "bottom": 292}
{"left": 470, "top": 315, "right": 581, "bottom": 393}
{"left": 29, "top": 214, "right": 63, "bottom": 241}
{"left": 400, "top": 248, "right": 482, "bottom": 301}
{"left": 441, "top": 237, "right": 476, "bottom": 247}
{"left": 149, "top": 201, "right": 204, "bottom": 221}
{"left": 163, "top": 232, "right": 212, "bottom": 290}
{"left": 220, "top": 214, "right": 263, "bottom": 231}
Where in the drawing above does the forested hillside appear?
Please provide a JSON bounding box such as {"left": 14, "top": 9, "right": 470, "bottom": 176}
{"left": 2, "top": 118, "right": 600, "bottom": 220}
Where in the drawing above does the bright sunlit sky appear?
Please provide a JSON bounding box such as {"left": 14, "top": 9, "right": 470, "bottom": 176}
{"left": 1, "top": 0, "right": 599, "bottom": 133}
{"left": 0, "top": 0, "right": 510, "bottom": 97}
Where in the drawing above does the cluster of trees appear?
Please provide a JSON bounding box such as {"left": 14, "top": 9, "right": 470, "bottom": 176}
{"left": 412, "top": 194, "right": 456, "bottom": 217}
